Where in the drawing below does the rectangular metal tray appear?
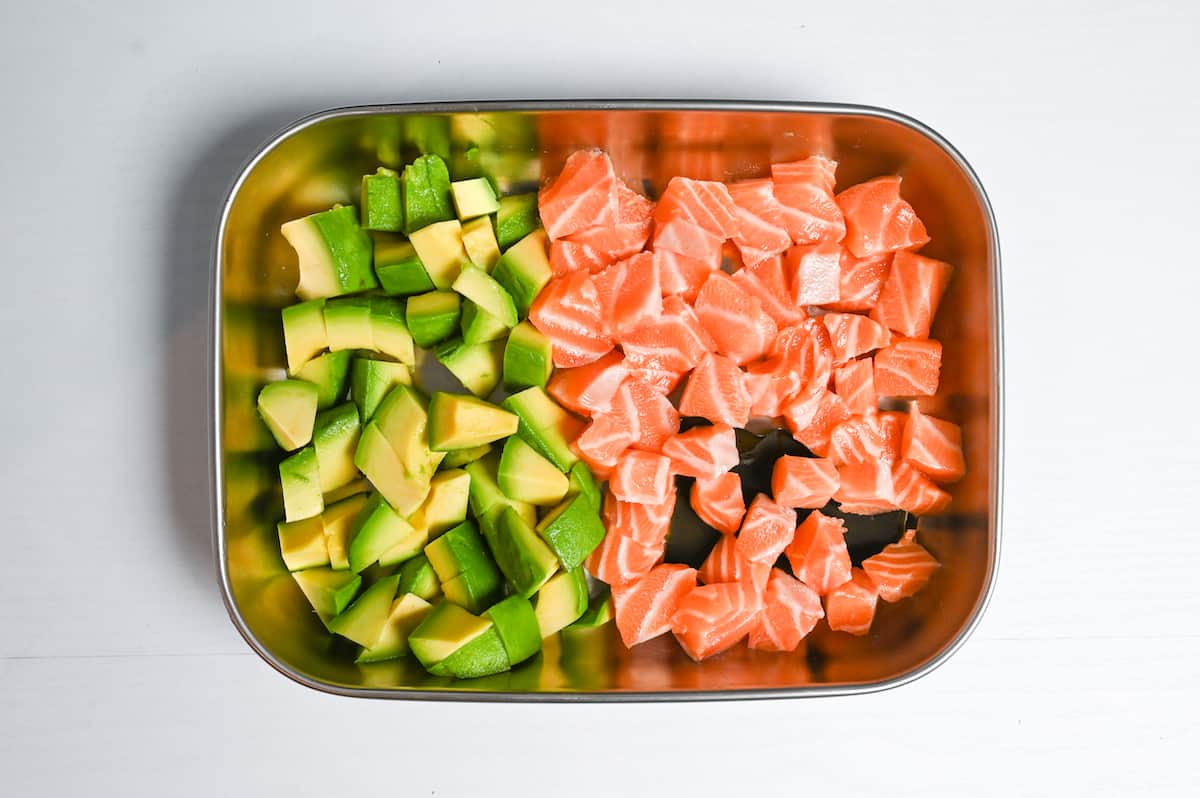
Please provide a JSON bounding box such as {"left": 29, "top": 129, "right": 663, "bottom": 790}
{"left": 212, "top": 101, "right": 1003, "bottom": 700}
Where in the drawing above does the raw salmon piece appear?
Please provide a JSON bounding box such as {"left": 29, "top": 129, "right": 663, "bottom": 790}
{"left": 614, "top": 180, "right": 656, "bottom": 225}
{"left": 538, "top": 149, "right": 619, "bottom": 240}
{"left": 671, "top": 580, "right": 763, "bottom": 661}
{"left": 827, "top": 412, "right": 887, "bottom": 468}
{"left": 784, "top": 241, "right": 842, "bottom": 306}
{"left": 785, "top": 510, "right": 851, "bottom": 595}
{"left": 747, "top": 569, "right": 824, "bottom": 652}
{"left": 772, "top": 167, "right": 846, "bottom": 245}
{"left": 626, "top": 378, "right": 680, "bottom": 452}
{"left": 823, "top": 250, "right": 893, "bottom": 312}
{"left": 873, "top": 339, "right": 942, "bottom": 397}
{"left": 835, "top": 175, "right": 930, "bottom": 258}
{"left": 625, "top": 364, "right": 685, "bottom": 395}
{"left": 744, "top": 357, "right": 805, "bottom": 418}
{"left": 694, "top": 271, "right": 774, "bottom": 364}
{"left": 604, "top": 487, "right": 676, "bottom": 550}
{"left": 664, "top": 294, "right": 719, "bottom": 349}
{"left": 727, "top": 179, "right": 794, "bottom": 266}
{"left": 592, "top": 253, "right": 663, "bottom": 337}
{"left": 661, "top": 423, "right": 739, "bottom": 480}
{"left": 733, "top": 256, "right": 807, "bottom": 326}
{"left": 619, "top": 295, "right": 715, "bottom": 374}
{"left": 782, "top": 389, "right": 851, "bottom": 457}
{"left": 550, "top": 239, "right": 610, "bottom": 276}
{"left": 902, "top": 403, "right": 966, "bottom": 483}
{"left": 771, "top": 156, "right": 838, "bottom": 192}
{"left": 771, "top": 456, "right": 839, "bottom": 509}
{"left": 547, "top": 350, "right": 628, "bottom": 417}
{"left": 654, "top": 177, "right": 740, "bottom": 238}
{"left": 891, "top": 461, "right": 952, "bottom": 515}
{"left": 862, "top": 529, "right": 940, "bottom": 602}
{"left": 698, "top": 534, "right": 770, "bottom": 594}
{"left": 613, "top": 563, "right": 698, "bottom": 647}
{"left": 573, "top": 411, "right": 634, "bottom": 473}
{"left": 563, "top": 182, "right": 655, "bottom": 263}
{"left": 586, "top": 531, "right": 663, "bottom": 585}
{"left": 679, "top": 352, "right": 752, "bottom": 427}
{"left": 653, "top": 217, "right": 723, "bottom": 265}
{"left": 610, "top": 450, "right": 673, "bottom": 505}
{"left": 823, "top": 567, "right": 878, "bottom": 635}
{"left": 735, "top": 493, "right": 798, "bottom": 564}
{"left": 656, "top": 250, "right": 717, "bottom": 301}
{"left": 528, "top": 271, "right": 613, "bottom": 368}
{"left": 822, "top": 312, "right": 891, "bottom": 364}
{"left": 833, "top": 359, "right": 877, "bottom": 414}
{"left": 691, "top": 472, "right": 746, "bottom": 534}
{"left": 834, "top": 459, "right": 897, "bottom": 514}
{"left": 870, "top": 251, "right": 953, "bottom": 339}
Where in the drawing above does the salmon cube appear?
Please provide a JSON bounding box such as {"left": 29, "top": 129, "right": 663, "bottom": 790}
{"left": 870, "top": 251, "right": 953, "bottom": 340}
{"left": 690, "top": 472, "right": 746, "bottom": 534}
{"left": 671, "top": 580, "right": 763, "bottom": 661}
{"left": 873, "top": 339, "right": 942, "bottom": 397}
{"left": 735, "top": 494, "right": 797, "bottom": 564}
{"left": 604, "top": 488, "right": 675, "bottom": 549}
{"left": 824, "top": 568, "right": 879, "bottom": 635}
{"left": 771, "top": 456, "right": 839, "bottom": 509}
{"left": 538, "top": 150, "right": 619, "bottom": 240}
{"left": 833, "top": 359, "right": 877, "bottom": 414}
{"left": 861, "top": 529, "right": 940, "bottom": 602}
{"left": 609, "top": 450, "right": 673, "bottom": 505}
{"left": 613, "top": 563, "right": 697, "bottom": 647}
{"left": 679, "top": 352, "right": 752, "bottom": 428}
{"left": 547, "top": 351, "right": 628, "bottom": 417}
{"left": 698, "top": 534, "right": 770, "bottom": 594}
{"left": 784, "top": 241, "right": 841, "bottom": 306}
{"left": 891, "top": 461, "right": 952, "bottom": 515}
{"left": 586, "top": 531, "right": 663, "bottom": 586}
{"left": 653, "top": 177, "right": 740, "bottom": 238}
{"left": 748, "top": 569, "right": 825, "bottom": 651}
{"left": 902, "top": 404, "right": 966, "bottom": 483}
{"left": 661, "top": 423, "right": 739, "bottom": 480}
{"left": 785, "top": 510, "right": 851, "bottom": 595}
{"left": 835, "top": 176, "right": 930, "bottom": 258}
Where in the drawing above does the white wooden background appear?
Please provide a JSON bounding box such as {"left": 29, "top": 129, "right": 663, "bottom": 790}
{"left": 2, "top": 2, "right": 1196, "bottom": 794}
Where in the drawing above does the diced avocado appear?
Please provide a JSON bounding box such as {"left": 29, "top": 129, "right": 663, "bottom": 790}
{"left": 502, "top": 387, "right": 585, "bottom": 472}
{"left": 350, "top": 357, "right": 411, "bottom": 421}
{"left": 483, "top": 505, "right": 559, "bottom": 598}
{"left": 441, "top": 570, "right": 503, "bottom": 615}
{"left": 452, "top": 263, "right": 518, "bottom": 328}
{"left": 435, "top": 338, "right": 504, "bottom": 398}
{"left": 281, "top": 299, "right": 328, "bottom": 374}
{"left": 451, "top": 177, "right": 500, "bottom": 220}
{"left": 402, "top": 154, "right": 455, "bottom": 234}
{"left": 496, "top": 193, "right": 540, "bottom": 250}
{"left": 492, "top": 229, "right": 551, "bottom": 318}
{"left": 356, "top": 593, "right": 433, "bottom": 663}
{"left": 371, "top": 385, "right": 442, "bottom": 481}
{"left": 409, "top": 469, "right": 471, "bottom": 537}
{"left": 324, "top": 297, "right": 374, "bottom": 352}
{"left": 353, "top": 424, "right": 432, "bottom": 516}
{"left": 567, "top": 589, "right": 614, "bottom": 630}
{"left": 397, "top": 553, "right": 441, "bottom": 602}
{"left": 348, "top": 494, "right": 416, "bottom": 573}
{"left": 409, "top": 220, "right": 469, "bottom": 289}
{"left": 498, "top": 436, "right": 570, "bottom": 506}
{"left": 312, "top": 403, "right": 361, "bottom": 493}
{"left": 533, "top": 567, "right": 589, "bottom": 638}
{"left": 536, "top": 492, "right": 607, "bottom": 570}
{"left": 292, "top": 567, "right": 362, "bottom": 620}
{"left": 368, "top": 297, "right": 415, "bottom": 365}
{"left": 294, "top": 350, "right": 353, "bottom": 409}
{"left": 373, "top": 233, "right": 436, "bottom": 296}
{"left": 377, "top": 526, "right": 429, "bottom": 568}
{"left": 424, "top": 521, "right": 498, "bottom": 583}
{"left": 321, "top": 493, "right": 368, "bottom": 570}
{"left": 461, "top": 216, "right": 501, "bottom": 271}
{"left": 281, "top": 205, "right": 378, "bottom": 300}
{"left": 502, "top": 321, "right": 553, "bottom": 390}
{"left": 440, "top": 444, "right": 492, "bottom": 469}
{"left": 276, "top": 515, "right": 329, "bottom": 571}
{"left": 484, "top": 594, "right": 542, "bottom": 666}
{"left": 463, "top": 452, "right": 535, "bottom": 525}
{"left": 432, "top": 625, "right": 509, "bottom": 678}
{"left": 405, "top": 290, "right": 461, "bottom": 348}
{"left": 279, "top": 446, "right": 323, "bottom": 522}
{"left": 567, "top": 461, "right": 601, "bottom": 510}
{"left": 328, "top": 574, "right": 401, "bottom": 647}
{"left": 257, "top": 379, "right": 318, "bottom": 451}
{"left": 427, "top": 392, "right": 519, "bottom": 451}
{"left": 460, "top": 300, "right": 510, "bottom": 345}
{"left": 323, "top": 477, "right": 370, "bottom": 506}
{"left": 408, "top": 600, "right": 492, "bottom": 669}
{"left": 361, "top": 167, "right": 403, "bottom": 231}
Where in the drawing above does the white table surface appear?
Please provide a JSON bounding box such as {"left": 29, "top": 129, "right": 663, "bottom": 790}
{"left": 3, "top": 1, "right": 1197, "bottom": 794}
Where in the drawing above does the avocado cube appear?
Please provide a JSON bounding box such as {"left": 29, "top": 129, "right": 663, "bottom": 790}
{"left": 281, "top": 205, "right": 378, "bottom": 300}
{"left": 361, "top": 167, "right": 403, "bottom": 231}
{"left": 435, "top": 338, "right": 504, "bottom": 398}
{"left": 536, "top": 492, "right": 606, "bottom": 570}
{"left": 409, "top": 469, "right": 471, "bottom": 537}
{"left": 406, "top": 290, "right": 461, "bottom": 348}
{"left": 567, "top": 589, "right": 614, "bottom": 630}
{"left": 567, "top": 461, "right": 601, "bottom": 510}
{"left": 492, "top": 229, "right": 551, "bottom": 318}
{"left": 501, "top": 387, "right": 585, "bottom": 472}
{"left": 373, "top": 233, "right": 436, "bottom": 296}
{"left": 324, "top": 297, "right": 375, "bottom": 352}
{"left": 323, "top": 477, "right": 371, "bottom": 506}
{"left": 440, "top": 443, "right": 492, "bottom": 469}
{"left": 484, "top": 594, "right": 542, "bottom": 667}
{"left": 281, "top": 299, "right": 328, "bottom": 374}
{"left": 424, "top": 521, "right": 498, "bottom": 583}
{"left": 428, "top": 392, "right": 519, "bottom": 451}
{"left": 502, "top": 321, "right": 553, "bottom": 391}
{"left": 377, "top": 525, "right": 430, "bottom": 568}
{"left": 452, "top": 263, "right": 518, "bottom": 328}
{"left": 441, "top": 571, "right": 503, "bottom": 615}
{"left": 432, "top": 625, "right": 509, "bottom": 679}
{"left": 409, "top": 600, "right": 492, "bottom": 670}
{"left": 498, "top": 436, "right": 569, "bottom": 506}
{"left": 350, "top": 358, "right": 411, "bottom": 422}
{"left": 353, "top": 424, "right": 432, "bottom": 516}
{"left": 312, "top": 403, "right": 361, "bottom": 493}
{"left": 483, "top": 505, "right": 559, "bottom": 598}
{"left": 408, "top": 219, "right": 469, "bottom": 290}
{"left": 533, "top": 568, "right": 589, "bottom": 638}
{"left": 328, "top": 574, "right": 401, "bottom": 647}
{"left": 276, "top": 515, "right": 329, "bottom": 571}
{"left": 397, "top": 553, "right": 442, "bottom": 602}
{"left": 291, "top": 567, "right": 362, "bottom": 621}
{"left": 367, "top": 297, "right": 414, "bottom": 365}
{"left": 460, "top": 300, "right": 510, "bottom": 345}
{"left": 257, "top": 379, "right": 318, "bottom": 451}
{"left": 348, "top": 494, "right": 417, "bottom": 573}
{"left": 464, "top": 451, "right": 534, "bottom": 523}
{"left": 321, "top": 493, "right": 369, "bottom": 570}
{"left": 450, "top": 177, "right": 500, "bottom": 220}
{"left": 402, "top": 154, "right": 455, "bottom": 235}
{"left": 279, "top": 446, "right": 323, "bottom": 522}
{"left": 356, "top": 593, "right": 434, "bottom": 663}
{"left": 370, "top": 385, "right": 443, "bottom": 482}
{"left": 461, "top": 216, "right": 501, "bottom": 271}
{"left": 294, "top": 350, "right": 353, "bottom": 409}
{"left": 496, "top": 193, "right": 540, "bottom": 250}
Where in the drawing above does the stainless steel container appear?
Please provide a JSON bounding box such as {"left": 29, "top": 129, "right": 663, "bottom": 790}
{"left": 212, "top": 101, "right": 1002, "bottom": 700}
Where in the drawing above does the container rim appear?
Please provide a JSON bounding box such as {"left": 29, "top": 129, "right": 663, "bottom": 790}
{"left": 210, "top": 99, "right": 1004, "bottom": 702}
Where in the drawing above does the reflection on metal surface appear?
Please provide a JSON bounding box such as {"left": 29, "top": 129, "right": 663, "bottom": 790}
{"left": 212, "top": 101, "right": 1003, "bottom": 700}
